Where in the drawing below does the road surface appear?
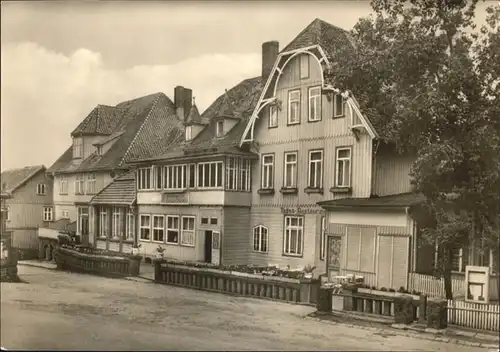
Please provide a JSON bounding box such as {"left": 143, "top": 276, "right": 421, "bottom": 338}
{"left": 0, "top": 266, "right": 487, "bottom": 351}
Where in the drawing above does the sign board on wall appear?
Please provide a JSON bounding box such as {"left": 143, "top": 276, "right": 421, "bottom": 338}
{"left": 281, "top": 207, "right": 323, "bottom": 215}
{"left": 465, "top": 265, "right": 490, "bottom": 304}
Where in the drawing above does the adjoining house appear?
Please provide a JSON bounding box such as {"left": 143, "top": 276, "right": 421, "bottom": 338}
{"left": 1, "top": 165, "right": 53, "bottom": 258}
{"left": 46, "top": 91, "right": 185, "bottom": 245}
{"left": 129, "top": 82, "right": 261, "bottom": 264}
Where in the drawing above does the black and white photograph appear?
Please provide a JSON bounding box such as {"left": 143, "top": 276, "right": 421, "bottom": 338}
{"left": 1, "top": 0, "right": 499, "bottom": 350}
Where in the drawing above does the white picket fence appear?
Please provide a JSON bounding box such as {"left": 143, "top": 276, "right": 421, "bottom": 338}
{"left": 409, "top": 273, "right": 466, "bottom": 298}
{"left": 447, "top": 300, "right": 500, "bottom": 331}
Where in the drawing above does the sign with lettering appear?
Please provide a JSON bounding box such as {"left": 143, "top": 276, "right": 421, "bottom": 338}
{"left": 162, "top": 192, "right": 188, "bottom": 205}
{"left": 281, "top": 207, "right": 323, "bottom": 215}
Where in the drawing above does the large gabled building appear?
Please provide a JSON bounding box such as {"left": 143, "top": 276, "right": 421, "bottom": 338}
{"left": 46, "top": 91, "right": 186, "bottom": 245}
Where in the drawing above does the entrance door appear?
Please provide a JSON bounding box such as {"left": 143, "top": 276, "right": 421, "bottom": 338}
{"left": 204, "top": 231, "right": 212, "bottom": 263}
{"left": 326, "top": 235, "right": 342, "bottom": 281}
{"left": 78, "top": 207, "right": 89, "bottom": 245}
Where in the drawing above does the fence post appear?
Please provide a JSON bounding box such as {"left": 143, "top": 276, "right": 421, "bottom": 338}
{"left": 418, "top": 294, "right": 428, "bottom": 324}
{"left": 426, "top": 298, "right": 447, "bottom": 329}
{"left": 342, "top": 283, "right": 359, "bottom": 311}
{"left": 394, "top": 295, "right": 414, "bottom": 324}
{"left": 317, "top": 287, "right": 334, "bottom": 313}
{"left": 153, "top": 259, "right": 161, "bottom": 282}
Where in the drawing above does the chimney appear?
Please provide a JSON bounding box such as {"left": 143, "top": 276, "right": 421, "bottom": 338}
{"left": 262, "top": 41, "right": 279, "bottom": 81}
{"left": 174, "top": 86, "right": 193, "bottom": 121}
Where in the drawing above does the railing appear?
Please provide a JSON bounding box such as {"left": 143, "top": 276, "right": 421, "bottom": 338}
{"left": 447, "top": 300, "right": 500, "bottom": 332}
{"left": 155, "top": 262, "right": 320, "bottom": 305}
{"left": 54, "top": 247, "right": 141, "bottom": 278}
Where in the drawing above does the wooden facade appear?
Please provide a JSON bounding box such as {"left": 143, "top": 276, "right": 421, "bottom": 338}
{"left": 248, "top": 52, "right": 376, "bottom": 270}
{"left": 5, "top": 168, "right": 54, "bottom": 250}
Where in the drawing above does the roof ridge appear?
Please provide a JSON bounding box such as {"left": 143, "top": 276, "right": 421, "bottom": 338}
{"left": 119, "top": 93, "right": 162, "bottom": 167}
{"left": 1, "top": 164, "right": 45, "bottom": 173}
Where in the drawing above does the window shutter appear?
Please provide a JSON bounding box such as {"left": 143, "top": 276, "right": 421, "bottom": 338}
{"left": 359, "top": 227, "right": 376, "bottom": 272}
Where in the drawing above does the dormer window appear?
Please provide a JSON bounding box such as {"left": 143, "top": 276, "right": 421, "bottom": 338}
{"left": 216, "top": 120, "right": 224, "bottom": 137}
{"left": 333, "top": 94, "right": 345, "bottom": 117}
{"left": 73, "top": 137, "right": 83, "bottom": 159}
{"left": 96, "top": 145, "right": 103, "bottom": 156}
{"left": 185, "top": 126, "right": 192, "bottom": 141}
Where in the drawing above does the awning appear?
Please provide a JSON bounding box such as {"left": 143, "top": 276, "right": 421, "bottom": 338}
{"left": 317, "top": 192, "right": 426, "bottom": 211}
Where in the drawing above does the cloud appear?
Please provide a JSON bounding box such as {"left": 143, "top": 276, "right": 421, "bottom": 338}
{"left": 0, "top": 42, "right": 261, "bottom": 170}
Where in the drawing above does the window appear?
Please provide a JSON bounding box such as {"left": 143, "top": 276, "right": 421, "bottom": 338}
{"left": 62, "top": 210, "right": 69, "bottom": 219}
{"left": 345, "top": 227, "right": 376, "bottom": 272}
{"left": 75, "top": 175, "right": 85, "bottom": 195}
{"left": 261, "top": 154, "right": 274, "bottom": 189}
{"left": 239, "top": 159, "right": 251, "bottom": 191}
{"left": 185, "top": 126, "right": 192, "bottom": 141}
{"left": 87, "top": 174, "right": 96, "bottom": 194}
{"left": 59, "top": 176, "right": 68, "bottom": 194}
{"left": 269, "top": 105, "right": 278, "bottom": 127}
{"left": 164, "top": 164, "right": 186, "bottom": 190}
{"left": 181, "top": 216, "right": 195, "bottom": 246}
{"left": 6, "top": 206, "right": 10, "bottom": 222}
{"left": 73, "top": 137, "right": 83, "bottom": 159}
{"left": 284, "top": 216, "right": 303, "bottom": 256}
{"left": 226, "top": 157, "right": 238, "bottom": 190}
{"left": 300, "top": 54, "right": 309, "bottom": 79}
{"left": 112, "top": 207, "right": 123, "bottom": 239}
{"left": 283, "top": 152, "right": 297, "bottom": 188}
{"left": 137, "top": 168, "right": 152, "bottom": 190}
{"left": 126, "top": 211, "right": 135, "bottom": 241}
{"left": 336, "top": 148, "right": 352, "bottom": 187}
{"left": 216, "top": 120, "right": 224, "bottom": 137}
{"left": 210, "top": 217, "right": 218, "bottom": 225}
{"left": 197, "top": 162, "right": 223, "bottom": 188}
{"left": 96, "top": 145, "right": 103, "bottom": 156}
{"left": 152, "top": 215, "right": 165, "bottom": 243}
{"left": 139, "top": 214, "right": 151, "bottom": 241}
{"left": 99, "top": 208, "right": 108, "bottom": 238}
{"left": 43, "top": 207, "right": 53, "bottom": 221}
{"left": 308, "top": 87, "right": 321, "bottom": 122}
{"left": 253, "top": 225, "right": 268, "bottom": 253}
{"left": 201, "top": 217, "right": 209, "bottom": 225}
{"left": 154, "top": 166, "right": 164, "bottom": 190}
{"left": 320, "top": 216, "right": 326, "bottom": 260}
{"left": 451, "top": 246, "right": 468, "bottom": 272}
{"left": 308, "top": 150, "right": 323, "bottom": 189}
{"left": 188, "top": 164, "right": 196, "bottom": 188}
{"left": 166, "top": 216, "right": 180, "bottom": 244}
{"left": 288, "top": 90, "right": 301, "bottom": 124}
{"left": 334, "top": 94, "right": 344, "bottom": 117}
{"left": 36, "top": 183, "right": 46, "bottom": 195}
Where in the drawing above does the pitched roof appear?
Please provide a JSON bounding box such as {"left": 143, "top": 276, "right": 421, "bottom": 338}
{"left": 281, "top": 18, "right": 353, "bottom": 56}
{"left": 47, "top": 92, "right": 184, "bottom": 174}
{"left": 1, "top": 165, "right": 46, "bottom": 193}
{"left": 185, "top": 103, "right": 204, "bottom": 125}
{"left": 89, "top": 170, "right": 136, "bottom": 205}
{"left": 72, "top": 105, "right": 125, "bottom": 136}
{"left": 140, "top": 76, "right": 263, "bottom": 162}
{"left": 317, "top": 193, "right": 426, "bottom": 210}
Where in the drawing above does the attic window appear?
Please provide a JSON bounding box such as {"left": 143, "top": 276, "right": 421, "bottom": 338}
{"left": 185, "top": 126, "right": 192, "bottom": 141}
{"left": 300, "top": 55, "right": 310, "bottom": 79}
{"left": 73, "top": 137, "right": 83, "bottom": 159}
{"left": 216, "top": 120, "right": 224, "bottom": 137}
{"left": 96, "top": 145, "right": 103, "bottom": 156}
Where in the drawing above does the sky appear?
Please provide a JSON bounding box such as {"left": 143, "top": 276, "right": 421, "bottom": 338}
{"left": 0, "top": 0, "right": 493, "bottom": 171}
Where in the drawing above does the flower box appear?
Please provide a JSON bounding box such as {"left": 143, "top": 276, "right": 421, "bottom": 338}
{"left": 358, "top": 287, "right": 420, "bottom": 300}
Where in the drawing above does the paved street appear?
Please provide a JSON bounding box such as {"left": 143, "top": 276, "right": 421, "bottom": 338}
{"left": 0, "top": 266, "right": 489, "bottom": 351}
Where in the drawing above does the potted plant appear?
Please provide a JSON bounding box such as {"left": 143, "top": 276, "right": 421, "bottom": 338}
{"left": 303, "top": 264, "right": 316, "bottom": 279}
{"left": 155, "top": 245, "right": 165, "bottom": 259}
{"left": 131, "top": 243, "right": 141, "bottom": 256}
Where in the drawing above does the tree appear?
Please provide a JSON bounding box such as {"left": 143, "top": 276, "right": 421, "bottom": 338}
{"left": 326, "top": 0, "right": 500, "bottom": 299}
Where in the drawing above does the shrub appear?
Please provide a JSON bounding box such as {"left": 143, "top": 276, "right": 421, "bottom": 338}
{"left": 389, "top": 288, "right": 396, "bottom": 292}
{"left": 371, "top": 285, "right": 377, "bottom": 290}
{"left": 380, "top": 287, "right": 387, "bottom": 291}
{"left": 398, "top": 286, "right": 406, "bottom": 293}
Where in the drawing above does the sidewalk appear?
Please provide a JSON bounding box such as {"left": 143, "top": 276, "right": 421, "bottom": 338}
{"left": 308, "top": 310, "right": 500, "bottom": 348}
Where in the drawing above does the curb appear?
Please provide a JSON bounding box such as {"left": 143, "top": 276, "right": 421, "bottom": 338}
{"left": 305, "top": 315, "right": 498, "bottom": 347}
